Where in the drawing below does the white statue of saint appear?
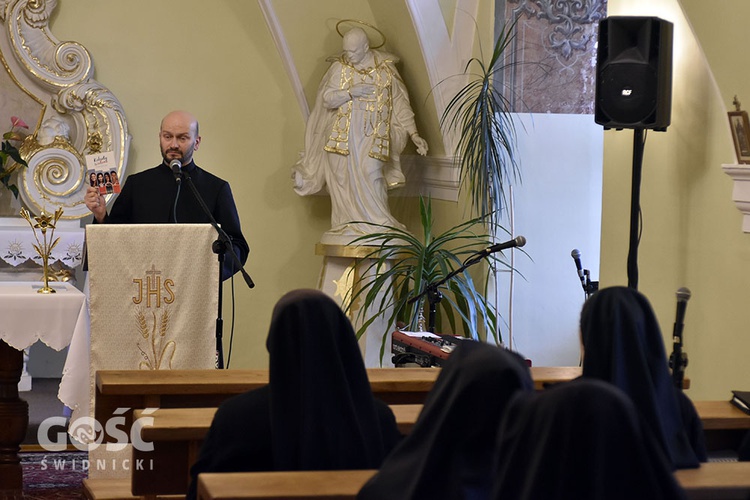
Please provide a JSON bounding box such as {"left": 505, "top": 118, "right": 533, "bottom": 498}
{"left": 292, "top": 26, "right": 428, "bottom": 245}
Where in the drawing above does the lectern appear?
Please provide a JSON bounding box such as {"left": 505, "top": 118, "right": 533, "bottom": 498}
{"left": 84, "top": 223, "right": 219, "bottom": 478}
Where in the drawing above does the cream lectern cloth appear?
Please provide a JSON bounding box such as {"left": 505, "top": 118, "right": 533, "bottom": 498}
{"left": 85, "top": 223, "right": 219, "bottom": 478}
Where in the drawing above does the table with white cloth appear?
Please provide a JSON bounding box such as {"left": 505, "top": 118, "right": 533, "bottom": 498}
{"left": 0, "top": 216, "right": 85, "bottom": 392}
{"left": 0, "top": 281, "right": 88, "bottom": 493}
{"left": 0, "top": 217, "right": 85, "bottom": 279}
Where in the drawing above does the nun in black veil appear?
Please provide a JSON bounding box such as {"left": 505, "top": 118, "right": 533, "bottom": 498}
{"left": 579, "top": 286, "right": 706, "bottom": 469}
{"left": 186, "top": 289, "right": 402, "bottom": 500}
{"left": 491, "top": 378, "right": 688, "bottom": 500}
{"left": 357, "top": 341, "right": 534, "bottom": 500}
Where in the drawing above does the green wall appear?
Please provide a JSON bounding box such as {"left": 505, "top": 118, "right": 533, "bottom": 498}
{"left": 604, "top": 0, "right": 749, "bottom": 399}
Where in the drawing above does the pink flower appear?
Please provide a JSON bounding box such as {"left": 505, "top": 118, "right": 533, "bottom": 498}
{"left": 10, "top": 116, "right": 28, "bottom": 129}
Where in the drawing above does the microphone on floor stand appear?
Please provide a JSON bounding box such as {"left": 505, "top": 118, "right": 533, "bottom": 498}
{"left": 410, "top": 236, "right": 526, "bottom": 333}
{"left": 571, "top": 249, "right": 586, "bottom": 292}
{"left": 571, "top": 248, "right": 598, "bottom": 299}
{"left": 669, "top": 287, "right": 691, "bottom": 390}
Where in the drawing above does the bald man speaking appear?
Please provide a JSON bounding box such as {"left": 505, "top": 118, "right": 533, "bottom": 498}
{"left": 84, "top": 110, "right": 249, "bottom": 280}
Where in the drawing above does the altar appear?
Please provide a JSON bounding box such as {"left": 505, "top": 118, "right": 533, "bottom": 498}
{"left": 0, "top": 216, "right": 85, "bottom": 391}
{"left": 0, "top": 281, "right": 88, "bottom": 493}
{"left": 0, "top": 216, "right": 84, "bottom": 280}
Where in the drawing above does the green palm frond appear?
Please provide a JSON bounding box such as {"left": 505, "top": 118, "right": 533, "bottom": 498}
{"left": 343, "top": 197, "right": 520, "bottom": 362}
{"left": 439, "top": 19, "right": 521, "bottom": 228}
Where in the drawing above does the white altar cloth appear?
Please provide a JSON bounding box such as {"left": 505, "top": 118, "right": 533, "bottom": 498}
{"left": 0, "top": 281, "right": 89, "bottom": 426}
{"left": 0, "top": 217, "right": 84, "bottom": 268}
{"left": 0, "top": 281, "right": 86, "bottom": 351}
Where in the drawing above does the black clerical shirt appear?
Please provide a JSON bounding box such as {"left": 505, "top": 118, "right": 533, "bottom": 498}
{"left": 102, "top": 161, "right": 249, "bottom": 280}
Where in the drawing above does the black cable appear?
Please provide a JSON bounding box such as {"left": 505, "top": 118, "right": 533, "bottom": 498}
{"left": 172, "top": 182, "right": 181, "bottom": 223}
{"left": 226, "top": 274, "right": 236, "bottom": 368}
{"left": 627, "top": 128, "right": 646, "bottom": 289}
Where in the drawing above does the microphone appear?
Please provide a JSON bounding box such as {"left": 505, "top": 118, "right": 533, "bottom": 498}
{"left": 670, "top": 287, "right": 691, "bottom": 389}
{"left": 571, "top": 249, "right": 586, "bottom": 291}
{"left": 170, "top": 159, "right": 182, "bottom": 184}
{"left": 484, "top": 235, "right": 526, "bottom": 255}
{"left": 674, "top": 287, "right": 691, "bottom": 334}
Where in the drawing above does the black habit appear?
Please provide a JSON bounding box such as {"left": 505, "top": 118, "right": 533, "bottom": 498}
{"left": 357, "top": 341, "right": 534, "bottom": 500}
{"left": 491, "top": 378, "right": 688, "bottom": 500}
{"left": 186, "top": 289, "right": 402, "bottom": 500}
{"left": 579, "top": 286, "right": 706, "bottom": 469}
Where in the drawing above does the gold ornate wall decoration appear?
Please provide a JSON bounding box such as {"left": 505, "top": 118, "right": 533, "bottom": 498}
{"left": 0, "top": 0, "right": 130, "bottom": 218}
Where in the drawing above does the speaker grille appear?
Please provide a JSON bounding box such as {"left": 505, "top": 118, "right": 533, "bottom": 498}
{"left": 597, "top": 63, "right": 658, "bottom": 125}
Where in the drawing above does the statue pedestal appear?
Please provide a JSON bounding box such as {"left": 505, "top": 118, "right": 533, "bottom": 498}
{"left": 315, "top": 243, "right": 395, "bottom": 368}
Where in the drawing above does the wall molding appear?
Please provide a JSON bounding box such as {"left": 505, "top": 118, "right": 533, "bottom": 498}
{"left": 723, "top": 163, "right": 750, "bottom": 232}
{"left": 397, "top": 154, "right": 459, "bottom": 202}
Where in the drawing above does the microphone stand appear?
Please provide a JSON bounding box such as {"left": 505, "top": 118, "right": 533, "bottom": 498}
{"left": 627, "top": 129, "right": 645, "bottom": 290}
{"left": 583, "top": 269, "right": 599, "bottom": 299}
{"left": 181, "top": 170, "right": 255, "bottom": 369}
{"left": 408, "top": 252, "right": 488, "bottom": 334}
{"left": 669, "top": 287, "right": 690, "bottom": 390}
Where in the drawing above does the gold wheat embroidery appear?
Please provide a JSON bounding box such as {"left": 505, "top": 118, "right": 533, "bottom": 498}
{"left": 134, "top": 306, "right": 176, "bottom": 370}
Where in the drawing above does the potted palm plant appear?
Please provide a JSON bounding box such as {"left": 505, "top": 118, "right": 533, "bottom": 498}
{"left": 344, "top": 196, "right": 516, "bottom": 361}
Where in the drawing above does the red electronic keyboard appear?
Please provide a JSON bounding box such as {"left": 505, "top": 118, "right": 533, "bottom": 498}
{"left": 391, "top": 330, "right": 467, "bottom": 367}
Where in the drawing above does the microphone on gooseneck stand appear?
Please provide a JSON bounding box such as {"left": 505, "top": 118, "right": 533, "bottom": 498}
{"left": 170, "top": 159, "right": 182, "bottom": 223}
{"left": 170, "top": 159, "right": 183, "bottom": 184}
{"left": 669, "top": 287, "right": 691, "bottom": 390}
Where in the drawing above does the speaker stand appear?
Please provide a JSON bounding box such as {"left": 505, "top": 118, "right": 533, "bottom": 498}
{"left": 627, "top": 129, "right": 645, "bottom": 290}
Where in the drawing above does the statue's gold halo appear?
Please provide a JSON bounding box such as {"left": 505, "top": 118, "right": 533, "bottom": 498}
{"left": 335, "top": 19, "right": 386, "bottom": 49}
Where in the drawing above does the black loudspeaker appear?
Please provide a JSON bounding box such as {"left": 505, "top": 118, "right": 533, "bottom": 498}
{"left": 595, "top": 16, "right": 673, "bottom": 131}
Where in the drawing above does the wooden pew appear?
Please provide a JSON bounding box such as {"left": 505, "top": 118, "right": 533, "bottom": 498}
{"left": 92, "top": 367, "right": 692, "bottom": 498}
{"left": 693, "top": 400, "right": 750, "bottom": 452}
{"left": 86, "top": 463, "right": 750, "bottom": 500}
{"left": 130, "top": 401, "right": 749, "bottom": 497}
{"left": 129, "top": 405, "right": 421, "bottom": 496}
{"left": 96, "top": 366, "right": 584, "bottom": 415}
{"left": 694, "top": 401, "right": 750, "bottom": 430}
{"left": 674, "top": 462, "right": 750, "bottom": 500}
{"left": 131, "top": 407, "right": 216, "bottom": 496}
{"left": 196, "top": 470, "right": 376, "bottom": 500}
{"left": 193, "top": 463, "right": 750, "bottom": 500}
{"left": 82, "top": 477, "right": 183, "bottom": 500}
{"left": 95, "top": 366, "right": 687, "bottom": 425}
{"left": 94, "top": 366, "right": 584, "bottom": 441}
{"left": 134, "top": 401, "right": 749, "bottom": 458}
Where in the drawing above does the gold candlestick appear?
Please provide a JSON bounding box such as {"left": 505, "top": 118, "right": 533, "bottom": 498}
{"left": 19, "top": 207, "right": 63, "bottom": 294}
